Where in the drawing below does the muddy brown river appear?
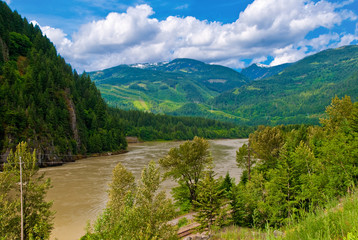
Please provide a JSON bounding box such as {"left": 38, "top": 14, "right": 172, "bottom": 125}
{"left": 41, "top": 139, "right": 247, "bottom": 240}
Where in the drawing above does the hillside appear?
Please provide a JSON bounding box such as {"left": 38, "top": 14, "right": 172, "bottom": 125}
{"left": 89, "top": 59, "right": 248, "bottom": 119}
{"left": 240, "top": 63, "right": 292, "bottom": 81}
{"left": 211, "top": 45, "right": 358, "bottom": 125}
{"left": 0, "top": 2, "right": 129, "bottom": 165}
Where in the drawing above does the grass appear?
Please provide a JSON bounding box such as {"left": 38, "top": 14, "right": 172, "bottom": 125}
{"left": 133, "top": 100, "right": 150, "bottom": 111}
{"left": 212, "top": 226, "right": 263, "bottom": 240}
{"left": 213, "top": 191, "right": 358, "bottom": 240}
{"left": 281, "top": 192, "right": 358, "bottom": 240}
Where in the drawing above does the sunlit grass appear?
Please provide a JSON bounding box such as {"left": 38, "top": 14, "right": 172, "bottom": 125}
{"left": 213, "top": 191, "right": 358, "bottom": 240}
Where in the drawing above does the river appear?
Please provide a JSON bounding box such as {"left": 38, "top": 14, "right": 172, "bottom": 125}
{"left": 41, "top": 138, "right": 247, "bottom": 240}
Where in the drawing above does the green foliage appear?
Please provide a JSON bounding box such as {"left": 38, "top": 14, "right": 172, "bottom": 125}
{"left": 230, "top": 96, "right": 358, "bottom": 230}
{"left": 0, "top": 3, "right": 127, "bottom": 164}
{"left": 159, "top": 137, "right": 213, "bottom": 204}
{"left": 281, "top": 191, "right": 358, "bottom": 240}
{"left": 194, "top": 170, "right": 232, "bottom": 233}
{"left": 0, "top": 142, "right": 54, "bottom": 239}
{"left": 8, "top": 32, "right": 31, "bottom": 59}
{"left": 110, "top": 108, "right": 254, "bottom": 141}
{"left": 171, "top": 180, "right": 192, "bottom": 213}
{"left": 83, "top": 161, "right": 177, "bottom": 240}
{"left": 177, "top": 217, "right": 188, "bottom": 228}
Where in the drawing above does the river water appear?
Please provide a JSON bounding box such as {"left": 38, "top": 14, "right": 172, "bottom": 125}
{"left": 41, "top": 139, "right": 247, "bottom": 240}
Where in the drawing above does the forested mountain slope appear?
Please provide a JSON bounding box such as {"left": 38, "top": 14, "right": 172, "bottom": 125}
{"left": 211, "top": 45, "right": 358, "bottom": 125}
{"left": 0, "top": 2, "right": 128, "bottom": 165}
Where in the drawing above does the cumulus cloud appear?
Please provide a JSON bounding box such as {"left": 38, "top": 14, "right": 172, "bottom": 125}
{"left": 34, "top": 1, "right": 358, "bottom": 71}
{"left": 31, "top": 21, "right": 72, "bottom": 53}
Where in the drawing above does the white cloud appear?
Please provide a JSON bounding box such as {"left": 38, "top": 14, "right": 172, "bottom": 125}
{"left": 4, "top": 0, "right": 11, "bottom": 4}
{"left": 31, "top": 21, "right": 72, "bottom": 54}
{"left": 34, "top": 1, "right": 358, "bottom": 71}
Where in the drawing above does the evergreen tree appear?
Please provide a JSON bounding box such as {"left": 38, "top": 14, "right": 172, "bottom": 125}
{"left": 194, "top": 170, "right": 232, "bottom": 233}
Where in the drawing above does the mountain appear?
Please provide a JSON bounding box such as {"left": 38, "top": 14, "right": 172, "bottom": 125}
{"left": 0, "top": 2, "right": 127, "bottom": 165}
{"left": 89, "top": 58, "right": 248, "bottom": 118}
{"left": 142, "top": 58, "right": 248, "bottom": 92}
{"left": 211, "top": 45, "right": 358, "bottom": 125}
{"left": 90, "top": 46, "right": 358, "bottom": 125}
{"left": 241, "top": 63, "right": 292, "bottom": 81}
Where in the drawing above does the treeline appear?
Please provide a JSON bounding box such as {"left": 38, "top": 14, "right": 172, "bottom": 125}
{"left": 0, "top": 2, "right": 126, "bottom": 164}
{"left": 109, "top": 108, "right": 254, "bottom": 141}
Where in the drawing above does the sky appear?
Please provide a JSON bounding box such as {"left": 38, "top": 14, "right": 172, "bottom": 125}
{"left": 5, "top": 0, "right": 358, "bottom": 72}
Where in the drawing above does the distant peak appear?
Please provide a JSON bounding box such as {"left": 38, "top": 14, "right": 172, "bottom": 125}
{"left": 130, "top": 61, "right": 168, "bottom": 69}
{"left": 255, "top": 63, "right": 270, "bottom": 68}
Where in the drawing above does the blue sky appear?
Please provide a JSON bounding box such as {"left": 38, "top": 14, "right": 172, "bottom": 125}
{"left": 5, "top": 0, "right": 358, "bottom": 72}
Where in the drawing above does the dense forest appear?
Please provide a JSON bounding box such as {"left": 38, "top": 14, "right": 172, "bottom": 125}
{"left": 231, "top": 96, "right": 358, "bottom": 231}
{"left": 0, "top": 1, "right": 127, "bottom": 165}
{"left": 110, "top": 108, "right": 254, "bottom": 141}
{"left": 0, "top": 2, "right": 252, "bottom": 166}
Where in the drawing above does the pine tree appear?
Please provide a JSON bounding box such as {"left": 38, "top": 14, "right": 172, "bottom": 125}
{"left": 194, "top": 170, "right": 232, "bottom": 234}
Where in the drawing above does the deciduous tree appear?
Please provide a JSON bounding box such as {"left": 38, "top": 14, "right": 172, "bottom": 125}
{"left": 159, "top": 136, "right": 212, "bottom": 203}
{"left": 1, "top": 142, "right": 54, "bottom": 239}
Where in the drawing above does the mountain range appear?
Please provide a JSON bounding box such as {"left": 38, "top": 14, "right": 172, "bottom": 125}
{"left": 90, "top": 45, "right": 358, "bottom": 125}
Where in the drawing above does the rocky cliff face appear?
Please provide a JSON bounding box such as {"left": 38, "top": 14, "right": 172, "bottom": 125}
{"left": 0, "top": 36, "right": 9, "bottom": 62}
{"left": 64, "top": 88, "right": 81, "bottom": 151}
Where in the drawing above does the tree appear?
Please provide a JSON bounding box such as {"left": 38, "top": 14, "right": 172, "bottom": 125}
{"left": 236, "top": 142, "right": 256, "bottom": 181}
{"left": 194, "top": 170, "right": 232, "bottom": 233}
{"left": 107, "top": 162, "right": 135, "bottom": 216}
{"left": 249, "top": 126, "right": 284, "bottom": 170}
{"left": 320, "top": 95, "right": 353, "bottom": 130}
{"left": 83, "top": 161, "right": 177, "bottom": 240}
{"left": 159, "top": 136, "right": 212, "bottom": 204}
{"left": 1, "top": 142, "right": 54, "bottom": 240}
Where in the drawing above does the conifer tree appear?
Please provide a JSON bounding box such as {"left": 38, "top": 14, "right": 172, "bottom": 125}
{"left": 194, "top": 170, "right": 232, "bottom": 233}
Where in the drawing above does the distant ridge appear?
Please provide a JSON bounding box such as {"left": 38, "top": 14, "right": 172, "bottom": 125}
{"left": 212, "top": 45, "right": 358, "bottom": 125}
{"left": 92, "top": 45, "right": 358, "bottom": 125}
{"left": 241, "top": 62, "right": 292, "bottom": 81}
